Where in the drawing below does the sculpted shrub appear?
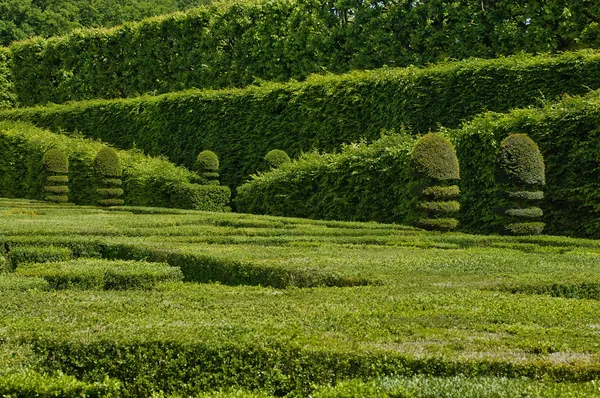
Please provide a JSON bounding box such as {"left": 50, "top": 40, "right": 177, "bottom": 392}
{"left": 42, "top": 149, "right": 69, "bottom": 203}
{"left": 195, "top": 150, "right": 220, "bottom": 185}
{"left": 497, "top": 134, "right": 546, "bottom": 235}
{"left": 264, "top": 150, "right": 291, "bottom": 169}
{"left": 94, "top": 147, "right": 124, "bottom": 206}
{"left": 411, "top": 134, "right": 460, "bottom": 231}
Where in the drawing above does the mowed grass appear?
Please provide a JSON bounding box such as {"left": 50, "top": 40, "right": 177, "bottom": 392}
{"left": 0, "top": 198, "right": 599, "bottom": 397}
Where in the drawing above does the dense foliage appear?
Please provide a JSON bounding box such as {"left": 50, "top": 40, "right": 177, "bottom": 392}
{"left": 94, "top": 147, "right": 125, "bottom": 206}
{"left": 238, "top": 90, "right": 600, "bottom": 238}
{"left": 195, "top": 150, "right": 220, "bottom": 184}
{"left": 0, "top": 199, "right": 600, "bottom": 395}
{"left": 3, "top": 0, "right": 600, "bottom": 106}
{"left": 3, "top": 51, "right": 600, "bottom": 189}
{"left": 0, "top": 121, "right": 230, "bottom": 211}
{"left": 264, "top": 149, "right": 290, "bottom": 169}
{"left": 42, "top": 148, "right": 69, "bottom": 203}
{"left": 0, "top": 0, "right": 213, "bottom": 46}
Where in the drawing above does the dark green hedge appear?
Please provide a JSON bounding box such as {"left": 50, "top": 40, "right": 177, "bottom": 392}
{"left": 238, "top": 91, "right": 600, "bottom": 238}
{"left": 3, "top": 50, "right": 600, "bottom": 189}
{"left": 0, "top": 121, "right": 231, "bottom": 211}
{"left": 5, "top": 0, "right": 600, "bottom": 106}
{"left": 0, "top": 49, "right": 15, "bottom": 109}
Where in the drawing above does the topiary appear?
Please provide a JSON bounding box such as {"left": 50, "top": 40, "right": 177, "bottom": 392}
{"left": 42, "top": 149, "right": 69, "bottom": 203}
{"left": 195, "top": 150, "right": 220, "bottom": 185}
{"left": 411, "top": 134, "right": 460, "bottom": 231}
{"left": 94, "top": 147, "right": 124, "bottom": 206}
{"left": 264, "top": 149, "right": 291, "bottom": 168}
{"left": 496, "top": 134, "right": 546, "bottom": 235}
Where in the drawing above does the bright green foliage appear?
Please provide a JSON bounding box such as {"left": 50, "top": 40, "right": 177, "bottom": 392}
{"left": 497, "top": 134, "right": 546, "bottom": 186}
{"left": 411, "top": 134, "right": 460, "bottom": 232}
{"left": 5, "top": 0, "right": 600, "bottom": 106}
{"left": 264, "top": 149, "right": 290, "bottom": 169}
{"left": 0, "top": 48, "right": 15, "bottom": 109}
{"left": 411, "top": 134, "right": 460, "bottom": 181}
{"left": 195, "top": 150, "right": 220, "bottom": 184}
{"left": 10, "top": 246, "right": 72, "bottom": 268}
{"left": 41, "top": 148, "right": 69, "bottom": 203}
{"left": 504, "top": 222, "right": 547, "bottom": 236}
{"left": 6, "top": 51, "right": 600, "bottom": 189}
{"left": 236, "top": 135, "right": 418, "bottom": 223}
{"left": 93, "top": 147, "right": 122, "bottom": 178}
{"left": 449, "top": 91, "right": 600, "bottom": 237}
{"left": 94, "top": 147, "right": 124, "bottom": 206}
{"left": 0, "top": 121, "right": 230, "bottom": 210}
{"left": 496, "top": 134, "right": 546, "bottom": 235}
{"left": 16, "top": 259, "right": 183, "bottom": 290}
{"left": 1, "top": 200, "right": 600, "bottom": 395}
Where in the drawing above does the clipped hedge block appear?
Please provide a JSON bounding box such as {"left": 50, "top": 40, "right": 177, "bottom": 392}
{"left": 421, "top": 185, "right": 460, "bottom": 200}
{"left": 416, "top": 201, "right": 461, "bottom": 214}
{"left": 42, "top": 148, "right": 69, "bottom": 203}
{"left": 10, "top": 245, "right": 73, "bottom": 269}
{"left": 264, "top": 150, "right": 291, "bottom": 168}
{"left": 165, "top": 183, "right": 231, "bottom": 212}
{"left": 16, "top": 259, "right": 183, "bottom": 290}
{"left": 414, "top": 218, "right": 460, "bottom": 232}
{"left": 506, "top": 191, "right": 544, "bottom": 201}
{"left": 505, "top": 207, "right": 544, "bottom": 219}
{"left": 505, "top": 222, "right": 546, "bottom": 236}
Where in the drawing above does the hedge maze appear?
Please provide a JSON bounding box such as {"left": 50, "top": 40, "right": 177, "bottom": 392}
{"left": 0, "top": 0, "right": 599, "bottom": 396}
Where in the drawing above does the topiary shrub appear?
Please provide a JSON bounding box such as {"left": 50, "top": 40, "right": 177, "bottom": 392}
{"left": 42, "top": 148, "right": 69, "bottom": 203}
{"left": 94, "top": 147, "right": 124, "bottom": 206}
{"left": 411, "top": 134, "right": 460, "bottom": 231}
{"left": 496, "top": 134, "right": 546, "bottom": 235}
{"left": 264, "top": 149, "right": 291, "bottom": 168}
{"left": 195, "top": 150, "right": 220, "bottom": 185}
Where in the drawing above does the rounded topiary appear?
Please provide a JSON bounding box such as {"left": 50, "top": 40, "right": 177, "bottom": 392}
{"left": 42, "top": 149, "right": 69, "bottom": 203}
{"left": 411, "top": 134, "right": 460, "bottom": 232}
{"left": 497, "top": 134, "right": 545, "bottom": 186}
{"left": 496, "top": 134, "right": 546, "bottom": 235}
{"left": 94, "top": 147, "right": 124, "bottom": 206}
{"left": 94, "top": 147, "right": 122, "bottom": 178}
{"left": 264, "top": 149, "right": 291, "bottom": 168}
{"left": 195, "top": 150, "right": 219, "bottom": 184}
{"left": 411, "top": 133, "right": 460, "bottom": 181}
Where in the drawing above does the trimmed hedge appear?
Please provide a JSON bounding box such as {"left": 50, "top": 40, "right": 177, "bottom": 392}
{"left": 10, "top": 246, "right": 73, "bottom": 269}
{"left": 4, "top": 50, "right": 600, "bottom": 189}
{"left": 0, "top": 121, "right": 231, "bottom": 211}
{"left": 4, "top": 0, "right": 600, "bottom": 106}
{"left": 264, "top": 149, "right": 291, "bottom": 169}
{"left": 195, "top": 150, "right": 220, "bottom": 185}
{"left": 94, "top": 147, "right": 125, "bottom": 206}
{"left": 16, "top": 259, "right": 184, "bottom": 290}
{"left": 42, "top": 148, "right": 70, "bottom": 203}
{"left": 238, "top": 90, "right": 600, "bottom": 238}
{"left": 0, "top": 49, "right": 15, "bottom": 109}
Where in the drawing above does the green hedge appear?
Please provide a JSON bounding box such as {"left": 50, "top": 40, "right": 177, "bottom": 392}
{"left": 4, "top": 0, "right": 600, "bottom": 106}
{"left": 0, "top": 370, "right": 121, "bottom": 397}
{"left": 0, "top": 121, "right": 231, "bottom": 210}
{"left": 3, "top": 50, "right": 600, "bottom": 189}
{"left": 16, "top": 259, "right": 183, "bottom": 290}
{"left": 0, "top": 49, "right": 15, "bottom": 109}
{"left": 238, "top": 91, "right": 600, "bottom": 238}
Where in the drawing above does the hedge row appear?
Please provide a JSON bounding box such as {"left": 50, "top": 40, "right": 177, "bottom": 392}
{"left": 237, "top": 91, "right": 600, "bottom": 238}
{"left": 4, "top": 0, "right": 600, "bottom": 106}
{"left": 0, "top": 121, "right": 231, "bottom": 211}
{"left": 3, "top": 50, "right": 600, "bottom": 189}
{"left": 0, "top": 49, "right": 15, "bottom": 108}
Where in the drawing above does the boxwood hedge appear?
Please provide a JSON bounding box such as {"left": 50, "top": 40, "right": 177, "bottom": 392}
{"left": 3, "top": 0, "right": 600, "bottom": 106}
{"left": 2, "top": 50, "right": 600, "bottom": 189}
{"left": 0, "top": 121, "right": 231, "bottom": 211}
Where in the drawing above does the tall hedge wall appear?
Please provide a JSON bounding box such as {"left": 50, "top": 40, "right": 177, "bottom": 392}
{"left": 238, "top": 91, "right": 600, "bottom": 238}
{"left": 4, "top": 0, "right": 600, "bottom": 107}
{"left": 0, "top": 121, "right": 231, "bottom": 211}
{"left": 2, "top": 50, "right": 600, "bottom": 189}
{"left": 0, "top": 49, "right": 15, "bottom": 109}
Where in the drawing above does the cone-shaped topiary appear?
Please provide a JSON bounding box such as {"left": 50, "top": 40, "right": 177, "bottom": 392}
{"left": 264, "top": 149, "right": 291, "bottom": 168}
{"left": 42, "top": 149, "right": 69, "bottom": 203}
{"left": 195, "top": 150, "right": 220, "bottom": 185}
{"left": 411, "top": 134, "right": 460, "bottom": 231}
{"left": 94, "top": 147, "right": 124, "bottom": 206}
{"left": 496, "top": 134, "right": 546, "bottom": 235}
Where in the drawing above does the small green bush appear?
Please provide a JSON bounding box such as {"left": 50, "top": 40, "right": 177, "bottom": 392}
{"left": 94, "top": 147, "right": 124, "bottom": 206}
{"left": 411, "top": 134, "right": 460, "bottom": 231}
{"left": 497, "top": 134, "right": 545, "bottom": 187}
{"left": 411, "top": 134, "right": 460, "bottom": 181}
{"left": 264, "top": 150, "right": 291, "bottom": 168}
{"left": 196, "top": 150, "right": 220, "bottom": 184}
{"left": 42, "top": 149, "right": 68, "bottom": 174}
{"left": 94, "top": 147, "right": 122, "bottom": 178}
{"left": 496, "top": 134, "right": 546, "bottom": 235}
